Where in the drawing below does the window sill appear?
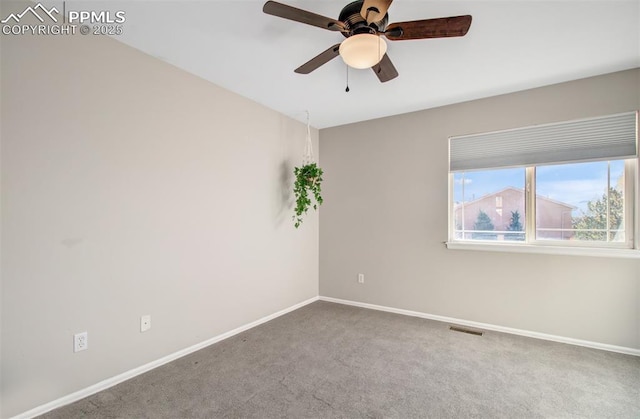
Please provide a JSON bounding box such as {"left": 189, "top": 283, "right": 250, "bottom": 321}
{"left": 445, "top": 241, "right": 640, "bottom": 259}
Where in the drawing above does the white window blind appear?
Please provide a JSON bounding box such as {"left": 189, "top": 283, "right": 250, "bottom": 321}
{"left": 449, "top": 112, "right": 638, "bottom": 172}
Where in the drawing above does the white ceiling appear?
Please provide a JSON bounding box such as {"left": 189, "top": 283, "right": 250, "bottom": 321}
{"left": 69, "top": 1, "right": 640, "bottom": 128}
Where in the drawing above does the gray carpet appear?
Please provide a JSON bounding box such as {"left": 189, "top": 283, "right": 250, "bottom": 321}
{"left": 41, "top": 301, "right": 640, "bottom": 418}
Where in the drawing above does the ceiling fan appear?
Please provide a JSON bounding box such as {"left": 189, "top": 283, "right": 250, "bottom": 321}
{"left": 263, "top": 0, "right": 472, "bottom": 83}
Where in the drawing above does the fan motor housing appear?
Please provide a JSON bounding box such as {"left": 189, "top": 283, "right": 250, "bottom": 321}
{"left": 339, "top": 0, "right": 388, "bottom": 37}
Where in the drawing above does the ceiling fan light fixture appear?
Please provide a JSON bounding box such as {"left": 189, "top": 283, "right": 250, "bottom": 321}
{"left": 339, "top": 33, "right": 387, "bottom": 69}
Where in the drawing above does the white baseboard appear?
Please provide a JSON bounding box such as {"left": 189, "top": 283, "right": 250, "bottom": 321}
{"left": 319, "top": 296, "right": 640, "bottom": 357}
{"left": 13, "top": 294, "right": 637, "bottom": 418}
{"left": 12, "top": 296, "right": 320, "bottom": 419}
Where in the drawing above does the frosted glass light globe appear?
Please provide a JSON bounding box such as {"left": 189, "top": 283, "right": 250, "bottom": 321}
{"left": 339, "top": 34, "right": 387, "bottom": 69}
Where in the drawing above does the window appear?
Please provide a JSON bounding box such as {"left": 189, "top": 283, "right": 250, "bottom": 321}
{"left": 535, "top": 160, "right": 627, "bottom": 244}
{"left": 448, "top": 112, "right": 638, "bottom": 252}
{"left": 453, "top": 167, "right": 525, "bottom": 241}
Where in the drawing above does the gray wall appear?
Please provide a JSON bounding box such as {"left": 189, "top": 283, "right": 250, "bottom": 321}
{"left": 320, "top": 69, "right": 640, "bottom": 350}
{"left": 0, "top": 14, "right": 319, "bottom": 419}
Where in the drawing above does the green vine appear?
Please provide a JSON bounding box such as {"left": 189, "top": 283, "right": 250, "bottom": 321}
{"left": 293, "top": 163, "right": 324, "bottom": 228}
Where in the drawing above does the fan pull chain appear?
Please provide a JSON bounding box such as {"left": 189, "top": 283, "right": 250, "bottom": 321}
{"left": 345, "top": 65, "right": 350, "bottom": 93}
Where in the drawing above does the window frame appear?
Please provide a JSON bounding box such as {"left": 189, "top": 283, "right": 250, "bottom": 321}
{"left": 447, "top": 112, "right": 639, "bottom": 258}
{"left": 447, "top": 158, "right": 639, "bottom": 257}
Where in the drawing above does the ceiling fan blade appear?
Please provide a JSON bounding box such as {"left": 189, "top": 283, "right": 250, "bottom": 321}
{"left": 295, "top": 44, "right": 341, "bottom": 74}
{"left": 360, "top": 0, "right": 393, "bottom": 24}
{"left": 371, "top": 54, "right": 398, "bottom": 83}
{"left": 384, "top": 15, "right": 472, "bottom": 41}
{"left": 263, "top": 1, "right": 346, "bottom": 32}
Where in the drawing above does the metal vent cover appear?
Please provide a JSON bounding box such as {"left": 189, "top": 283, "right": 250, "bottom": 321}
{"left": 449, "top": 325, "right": 484, "bottom": 336}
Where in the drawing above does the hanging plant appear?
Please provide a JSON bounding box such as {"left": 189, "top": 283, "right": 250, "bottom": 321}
{"left": 293, "top": 162, "right": 323, "bottom": 228}
{"left": 293, "top": 111, "right": 323, "bottom": 228}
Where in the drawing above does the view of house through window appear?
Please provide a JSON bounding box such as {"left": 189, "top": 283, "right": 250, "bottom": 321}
{"left": 452, "top": 160, "right": 628, "bottom": 246}
{"left": 453, "top": 168, "right": 525, "bottom": 241}
{"left": 536, "top": 160, "right": 625, "bottom": 243}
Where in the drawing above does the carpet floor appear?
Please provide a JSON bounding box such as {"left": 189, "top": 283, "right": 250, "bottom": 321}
{"left": 40, "top": 301, "right": 640, "bottom": 418}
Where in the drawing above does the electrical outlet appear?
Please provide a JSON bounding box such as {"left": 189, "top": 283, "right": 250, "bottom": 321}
{"left": 141, "top": 315, "right": 151, "bottom": 332}
{"left": 74, "top": 332, "right": 88, "bottom": 352}
{"left": 358, "top": 273, "right": 364, "bottom": 284}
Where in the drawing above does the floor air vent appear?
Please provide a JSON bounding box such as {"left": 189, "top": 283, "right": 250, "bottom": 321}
{"left": 449, "top": 325, "right": 483, "bottom": 336}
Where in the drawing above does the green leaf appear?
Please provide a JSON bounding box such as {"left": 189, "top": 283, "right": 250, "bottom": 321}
{"left": 292, "top": 163, "right": 324, "bottom": 228}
